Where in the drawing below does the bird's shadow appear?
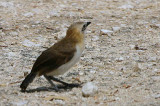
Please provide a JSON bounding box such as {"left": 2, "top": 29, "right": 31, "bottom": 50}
{"left": 24, "top": 83, "right": 82, "bottom": 93}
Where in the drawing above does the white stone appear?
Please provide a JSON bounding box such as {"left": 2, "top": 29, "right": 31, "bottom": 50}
{"left": 23, "top": 12, "right": 34, "bottom": 17}
{"left": 10, "top": 31, "right": 18, "bottom": 36}
{"left": 82, "top": 82, "right": 98, "bottom": 97}
{"left": 79, "top": 72, "right": 84, "bottom": 75}
{"left": 116, "top": 57, "right": 124, "bottom": 62}
{"left": 148, "top": 57, "right": 157, "bottom": 62}
{"left": 23, "top": 25, "right": 29, "bottom": 28}
{"left": 0, "top": 1, "right": 14, "bottom": 7}
{"left": 5, "top": 52, "right": 18, "bottom": 58}
{"left": 112, "top": 27, "right": 120, "bottom": 32}
{"left": 92, "top": 36, "right": 99, "bottom": 41}
{"left": 32, "top": 8, "right": 42, "bottom": 14}
{"left": 49, "top": 10, "right": 60, "bottom": 17}
{"left": 90, "top": 70, "right": 96, "bottom": 74}
{"left": 151, "top": 76, "right": 160, "bottom": 81}
{"left": 153, "top": 94, "right": 160, "bottom": 99}
{"left": 0, "top": 32, "right": 5, "bottom": 36}
{"left": 12, "top": 101, "right": 28, "bottom": 106}
{"left": 119, "top": 4, "right": 134, "bottom": 9}
{"left": 120, "top": 24, "right": 126, "bottom": 27}
{"left": 155, "top": 24, "right": 160, "bottom": 28}
{"left": 22, "top": 39, "right": 41, "bottom": 47}
{"left": 129, "top": 45, "right": 135, "bottom": 49}
{"left": 54, "top": 100, "right": 65, "bottom": 105}
{"left": 133, "top": 63, "right": 142, "bottom": 72}
{"left": 100, "top": 29, "right": 113, "bottom": 36}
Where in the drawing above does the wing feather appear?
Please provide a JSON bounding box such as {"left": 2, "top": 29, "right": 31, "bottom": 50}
{"left": 31, "top": 39, "right": 76, "bottom": 76}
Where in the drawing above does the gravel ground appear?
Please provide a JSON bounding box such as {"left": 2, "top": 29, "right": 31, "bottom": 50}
{"left": 0, "top": 0, "right": 160, "bottom": 105}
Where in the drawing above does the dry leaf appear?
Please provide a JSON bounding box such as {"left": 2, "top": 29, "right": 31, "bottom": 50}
{"left": 43, "top": 96, "right": 67, "bottom": 101}
{"left": 122, "top": 84, "right": 131, "bottom": 88}
{"left": 72, "top": 77, "right": 81, "bottom": 82}
{"left": 0, "top": 84, "right": 7, "bottom": 87}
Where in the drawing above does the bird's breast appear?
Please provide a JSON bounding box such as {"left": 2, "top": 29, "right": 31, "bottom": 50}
{"left": 47, "top": 44, "right": 84, "bottom": 76}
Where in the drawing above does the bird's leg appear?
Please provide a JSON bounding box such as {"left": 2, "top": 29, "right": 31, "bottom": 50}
{"left": 48, "top": 76, "right": 80, "bottom": 87}
{"left": 44, "top": 75, "right": 59, "bottom": 91}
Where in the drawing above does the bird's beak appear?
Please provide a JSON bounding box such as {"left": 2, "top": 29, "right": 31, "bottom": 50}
{"left": 86, "top": 22, "right": 91, "bottom": 26}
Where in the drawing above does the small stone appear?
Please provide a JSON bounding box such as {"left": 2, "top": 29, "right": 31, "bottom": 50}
{"left": 92, "top": 36, "right": 99, "bottom": 41}
{"left": 155, "top": 24, "right": 160, "bottom": 28}
{"left": 112, "top": 27, "right": 120, "bottom": 32}
{"left": 133, "top": 63, "right": 141, "bottom": 72}
{"left": 49, "top": 10, "right": 60, "bottom": 17}
{"left": 23, "top": 25, "right": 29, "bottom": 28}
{"left": 119, "top": 4, "right": 134, "bottom": 9}
{"left": 0, "top": 1, "right": 14, "bottom": 7}
{"left": 12, "top": 100, "right": 28, "bottom": 106}
{"left": 10, "top": 31, "right": 18, "bottom": 36}
{"left": 0, "top": 32, "right": 5, "bottom": 36}
{"left": 22, "top": 39, "right": 41, "bottom": 47}
{"left": 120, "top": 24, "right": 126, "bottom": 27}
{"left": 90, "top": 70, "right": 96, "bottom": 74}
{"left": 82, "top": 82, "right": 98, "bottom": 97}
{"left": 115, "top": 57, "right": 124, "bottom": 62}
{"left": 54, "top": 100, "right": 65, "bottom": 105}
{"left": 79, "top": 72, "right": 84, "bottom": 75}
{"left": 148, "top": 57, "right": 157, "bottom": 62}
{"left": 23, "top": 12, "right": 34, "bottom": 17}
{"left": 32, "top": 8, "right": 42, "bottom": 14}
{"left": 151, "top": 76, "right": 160, "bottom": 81}
{"left": 129, "top": 45, "right": 135, "bottom": 49}
{"left": 153, "top": 94, "right": 160, "bottom": 99}
{"left": 100, "top": 29, "right": 113, "bottom": 36}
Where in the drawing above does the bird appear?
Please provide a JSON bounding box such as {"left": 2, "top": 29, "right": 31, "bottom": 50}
{"left": 20, "top": 22, "right": 91, "bottom": 92}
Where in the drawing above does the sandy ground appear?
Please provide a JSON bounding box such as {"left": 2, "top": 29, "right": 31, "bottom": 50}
{"left": 0, "top": 0, "right": 160, "bottom": 105}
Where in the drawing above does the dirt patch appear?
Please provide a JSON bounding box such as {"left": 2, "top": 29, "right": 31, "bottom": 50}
{"left": 0, "top": 0, "right": 160, "bottom": 105}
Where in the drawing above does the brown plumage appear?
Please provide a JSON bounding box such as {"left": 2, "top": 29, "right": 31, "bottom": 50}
{"left": 20, "top": 22, "right": 91, "bottom": 92}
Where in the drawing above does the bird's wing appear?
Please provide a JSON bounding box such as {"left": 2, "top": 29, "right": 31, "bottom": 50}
{"left": 31, "top": 44, "right": 76, "bottom": 75}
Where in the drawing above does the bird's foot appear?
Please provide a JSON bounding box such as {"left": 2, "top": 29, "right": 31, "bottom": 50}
{"left": 50, "top": 86, "right": 59, "bottom": 92}
{"left": 21, "top": 88, "right": 26, "bottom": 92}
{"left": 65, "top": 83, "right": 81, "bottom": 88}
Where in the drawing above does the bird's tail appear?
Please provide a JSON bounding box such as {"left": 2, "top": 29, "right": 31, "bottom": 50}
{"left": 20, "top": 72, "right": 36, "bottom": 92}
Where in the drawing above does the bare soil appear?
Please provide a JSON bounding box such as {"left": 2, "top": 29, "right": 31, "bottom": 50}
{"left": 0, "top": 0, "right": 160, "bottom": 105}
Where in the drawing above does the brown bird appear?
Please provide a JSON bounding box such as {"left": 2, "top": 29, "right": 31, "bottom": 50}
{"left": 20, "top": 22, "right": 91, "bottom": 92}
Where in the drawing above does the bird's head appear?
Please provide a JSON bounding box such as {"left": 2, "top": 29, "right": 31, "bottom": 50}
{"left": 66, "top": 22, "right": 91, "bottom": 42}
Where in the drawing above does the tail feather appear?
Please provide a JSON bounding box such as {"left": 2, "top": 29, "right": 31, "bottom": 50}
{"left": 20, "top": 72, "right": 36, "bottom": 92}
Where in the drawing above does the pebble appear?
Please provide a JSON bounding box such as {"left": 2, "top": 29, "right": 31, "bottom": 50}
{"left": 23, "top": 25, "right": 29, "bottom": 28}
{"left": 148, "top": 57, "right": 157, "bottom": 62}
{"left": 115, "top": 57, "right": 124, "bottom": 62}
{"left": 112, "top": 27, "right": 120, "bottom": 32}
{"left": 54, "top": 100, "right": 65, "bottom": 105}
{"left": 119, "top": 4, "right": 134, "bottom": 9}
{"left": 79, "top": 72, "right": 84, "bottom": 75}
{"left": 100, "top": 29, "right": 113, "bottom": 36}
{"left": 92, "top": 36, "right": 99, "bottom": 41}
{"left": 22, "top": 39, "right": 41, "bottom": 47}
{"left": 129, "top": 45, "right": 135, "bottom": 49}
{"left": 23, "top": 12, "right": 34, "bottom": 17}
{"left": 151, "top": 76, "right": 160, "bottom": 81}
{"left": 49, "top": 10, "right": 60, "bottom": 17}
{"left": 153, "top": 94, "right": 160, "bottom": 99}
{"left": 155, "top": 24, "right": 160, "bottom": 28}
{"left": 82, "top": 82, "right": 98, "bottom": 97}
{"left": 133, "top": 63, "right": 141, "bottom": 72}
{"left": 120, "top": 24, "right": 126, "bottom": 27}
{"left": 0, "top": 1, "right": 14, "bottom": 8}
{"left": 10, "top": 31, "right": 18, "bottom": 36}
{"left": 12, "top": 100, "right": 28, "bottom": 106}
